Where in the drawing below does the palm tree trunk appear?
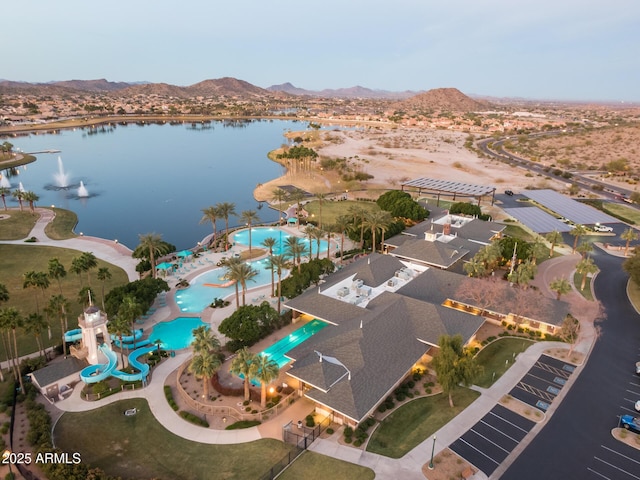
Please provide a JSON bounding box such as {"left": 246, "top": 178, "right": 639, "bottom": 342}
{"left": 60, "top": 318, "right": 67, "bottom": 356}
{"left": 204, "top": 375, "right": 209, "bottom": 399}
{"left": 244, "top": 378, "right": 250, "bottom": 401}
{"left": 261, "top": 384, "right": 267, "bottom": 408}
{"left": 234, "top": 283, "right": 240, "bottom": 309}
{"left": 13, "top": 329, "right": 24, "bottom": 393}
{"left": 277, "top": 271, "right": 282, "bottom": 314}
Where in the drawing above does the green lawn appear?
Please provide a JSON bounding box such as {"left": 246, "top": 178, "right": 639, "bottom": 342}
{"left": 474, "top": 337, "right": 534, "bottom": 388}
{"left": 277, "top": 451, "right": 375, "bottom": 480}
{"left": 0, "top": 210, "right": 40, "bottom": 240}
{"left": 0, "top": 243, "right": 128, "bottom": 357}
{"left": 45, "top": 207, "right": 79, "bottom": 240}
{"left": 627, "top": 279, "right": 640, "bottom": 312}
{"left": 54, "top": 399, "right": 297, "bottom": 480}
{"left": 573, "top": 273, "right": 594, "bottom": 301}
{"left": 303, "top": 200, "right": 380, "bottom": 227}
{"left": 366, "top": 388, "right": 480, "bottom": 458}
{"left": 599, "top": 202, "right": 640, "bottom": 225}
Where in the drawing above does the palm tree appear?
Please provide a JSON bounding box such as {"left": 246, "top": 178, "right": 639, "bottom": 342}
{"left": 261, "top": 237, "right": 277, "bottom": 297}
{"left": 304, "top": 225, "right": 323, "bottom": 260}
{"left": 70, "top": 257, "right": 84, "bottom": 287}
{"left": 189, "top": 350, "right": 221, "bottom": 400}
{"left": 0, "top": 308, "right": 17, "bottom": 382}
{"left": 0, "top": 186, "right": 10, "bottom": 211}
{"left": 287, "top": 188, "right": 306, "bottom": 221}
{"left": 333, "top": 215, "right": 351, "bottom": 264}
{"left": 225, "top": 262, "right": 258, "bottom": 306}
{"left": 545, "top": 230, "right": 562, "bottom": 257}
{"left": 46, "top": 294, "right": 70, "bottom": 355}
{"left": 108, "top": 314, "right": 132, "bottom": 368}
{"left": 569, "top": 224, "right": 588, "bottom": 254}
{"left": 11, "top": 189, "right": 24, "bottom": 211}
{"left": 153, "top": 338, "right": 164, "bottom": 355}
{"left": 118, "top": 295, "right": 143, "bottom": 350}
{"left": 266, "top": 254, "right": 290, "bottom": 313}
{"left": 575, "top": 257, "right": 598, "bottom": 291}
{"left": 621, "top": 227, "right": 639, "bottom": 256}
{"left": 314, "top": 192, "right": 327, "bottom": 229}
{"left": 217, "top": 202, "right": 237, "bottom": 251}
{"left": 363, "top": 210, "right": 391, "bottom": 253}
{"left": 230, "top": 347, "right": 258, "bottom": 401}
{"left": 576, "top": 241, "right": 593, "bottom": 259}
{"left": 348, "top": 205, "right": 368, "bottom": 249}
{"left": 284, "top": 236, "right": 306, "bottom": 274}
{"left": 80, "top": 251, "right": 98, "bottom": 286}
{"left": 22, "top": 190, "right": 39, "bottom": 214}
{"left": 96, "top": 267, "right": 112, "bottom": 311}
{"left": 47, "top": 258, "right": 67, "bottom": 294}
{"left": 463, "top": 257, "right": 487, "bottom": 278}
{"left": 23, "top": 271, "right": 49, "bottom": 314}
{"left": 549, "top": 277, "right": 572, "bottom": 300}
{"left": 254, "top": 354, "right": 280, "bottom": 408}
{"left": 240, "top": 210, "right": 260, "bottom": 256}
{"left": 24, "top": 313, "right": 48, "bottom": 359}
{"left": 1, "top": 307, "right": 24, "bottom": 393}
{"left": 529, "top": 239, "right": 548, "bottom": 265}
{"left": 200, "top": 205, "right": 220, "bottom": 248}
{"left": 271, "top": 188, "right": 287, "bottom": 209}
{"left": 137, "top": 233, "right": 170, "bottom": 279}
{"left": 509, "top": 259, "right": 537, "bottom": 289}
{"left": 191, "top": 325, "right": 220, "bottom": 355}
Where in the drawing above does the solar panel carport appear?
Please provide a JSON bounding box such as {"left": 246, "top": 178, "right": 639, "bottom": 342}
{"left": 523, "top": 189, "right": 618, "bottom": 225}
{"left": 503, "top": 207, "right": 573, "bottom": 234}
{"left": 401, "top": 177, "right": 496, "bottom": 205}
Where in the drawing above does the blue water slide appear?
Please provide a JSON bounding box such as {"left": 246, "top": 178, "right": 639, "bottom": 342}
{"left": 111, "top": 328, "right": 143, "bottom": 344}
{"left": 63, "top": 329, "right": 83, "bottom": 342}
{"left": 80, "top": 344, "right": 118, "bottom": 383}
{"left": 114, "top": 338, "right": 153, "bottom": 350}
{"left": 111, "top": 345, "right": 156, "bottom": 382}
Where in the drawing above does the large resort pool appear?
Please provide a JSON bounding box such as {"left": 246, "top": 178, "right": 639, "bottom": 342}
{"left": 147, "top": 317, "right": 207, "bottom": 351}
{"left": 260, "top": 318, "right": 327, "bottom": 368}
{"left": 233, "top": 227, "right": 330, "bottom": 257}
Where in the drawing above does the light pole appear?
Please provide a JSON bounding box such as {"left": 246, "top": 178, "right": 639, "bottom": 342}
{"left": 428, "top": 434, "right": 436, "bottom": 470}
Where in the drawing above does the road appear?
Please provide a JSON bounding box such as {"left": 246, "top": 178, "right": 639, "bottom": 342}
{"left": 500, "top": 250, "right": 640, "bottom": 479}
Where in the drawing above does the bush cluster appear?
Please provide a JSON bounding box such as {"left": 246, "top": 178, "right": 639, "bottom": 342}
{"left": 164, "top": 385, "right": 179, "bottom": 411}
{"left": 344, "top": 417, "right": 376, "bottom": 447}
{"left": 377, "top": 395, "right": 395, "bottom": 413}
{"left": 280, "top": 258, "right": 335, "bottom": 299}
{"left": 179, "top": 410, "right": 209, "bottom": 427}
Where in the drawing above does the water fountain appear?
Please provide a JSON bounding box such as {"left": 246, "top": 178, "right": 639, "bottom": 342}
{"left": 53, "top": 156, "right": 70, "bottom": 188}
{"left": 18, "top": 182, "right": 26, "bottom": 192}
{"left": 78, "top": 181, "right": 89, "bottom": 198}
{"left": 0, "top": 175, "right": 10, "bottom": 189}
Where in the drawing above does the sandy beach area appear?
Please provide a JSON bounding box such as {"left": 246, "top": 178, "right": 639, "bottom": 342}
{"left": 254, "top": 126, "right": 567, "bottom": 202}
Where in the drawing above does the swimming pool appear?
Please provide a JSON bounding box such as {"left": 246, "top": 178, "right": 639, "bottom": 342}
{"left": 260, "top": 319, "right": 327, "bottom": 368}
{"left": 147, "top": 317, "right": 207, "bottom": 351}
{"left": 174, "top": 259, "right": 288, "bottom": 313}
{"left": 233, "top": 227, "right": 329, "bottom": 257}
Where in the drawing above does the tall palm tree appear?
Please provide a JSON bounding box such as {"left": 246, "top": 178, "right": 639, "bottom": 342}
{"left": 348, "top": 205, "right": 368, "bottom": 249}
{"left": 230, "top": 347, "right": 258, "bottom": 401}
{"left": 46, "top": 294, "right": 70, "bottom": 355}
{"left": 569, "top": 224, "right": 588, "bottom": 254}
{"left": 240, "top": 210, "right": 260, "bottom": 256}
{"left": 576, "top": 241, "right": 593, "bottom": 259}
{"left": 200, "top": 205, "right": 220, "bottom": 248}
{"left": 24, "top": 313, "right": 48, "bottom": 359}
{"left": 529, "top": 239, "right": 547, "bottom": 265}
{"left": 70, "top": 257, "right": 84, "bottom": 287}
{"left": 333, "top": 215, "right": 351, "bottom": 264}
{"left": 118, "top": 295, "right": 143, "bottom": 350}
{"left": 621, "top": 227, "right": 639, "bottom": 256}
{"left": 217, "top": 202, "right": 237, "bottom": 251}
{"left": 509, "top": 259, "right": 537, "bottom": 289}
{"left": 363, "top": 210, "right": 391, "bottom": 253}
{"left": 11, "top": 189, "right": 24, "bottom": 212}
{"left": 96, "top": 267, "right": 112, "bottom": 311}
{"left": 549, "top": 277, "right": 572, "bottom": 300}
{"left": 23, "top": 271, "right": 49, "bottom": 314}
{"left": 0, "top": 186, "right": 10, "bottom": 211}
{"left": 304, "top": 225, "right": 323, "bottom": 260}
{"left": 254, "top": 354, "right": 280, "bottom": 408}
{"left": 261, "top": 237, "right": 277, "bottom": 297}
{"left": 137, "top": 233, "right": 170, "bottom": 279}
{"left": 1, "top": 307, "right": 24, "bottom": 393}
{"left": 284, "top": 236, "right": 306, "bottom": 274}
{"left": 47, "top": 258, "right": 67, "bottom": 294}
{"left": 271, "top": 188, "right": 287, "bottom": 211}
{"left": 108, "top": 314, "right": 132, "bottom": 368}
{"left": 266, "top": 254, "right": 290, "bottom": 313}
{"left": 225, "top": 262, "right": 258, "bottom": 306}
{"left": 22, "top": 190, "right": 39, "bottom": 214}
{"left": 287, "top": 188, "right": 306, "bottom": 219}
{"left": 191, "top": 325, "right": 220, "bottom": 355}
{"left": 189, "top": 350, "right": 221, "bottom": 400}
{"left": 463, "top": 257, "right": 487, "bottom": 278}
{"left": 80, "top": 251, "right": 98, "bottom": 286}
{"left": 314, "top": 192, "right": 327, "bottom": 229}
{"left": 575, "top": 257, "right": 598, "bottom": 291}
{"left": 0, "top": 309, "right": 15, "bottom": 382}
{"left": 545, "top": 230, "right": 562, "bottom": 257}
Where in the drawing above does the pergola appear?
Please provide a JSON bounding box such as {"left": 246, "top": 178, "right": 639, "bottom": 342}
{"left": 400, "top": 177, "right": 497, "bottom": 206}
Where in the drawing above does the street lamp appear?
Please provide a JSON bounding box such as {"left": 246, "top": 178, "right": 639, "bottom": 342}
{"left": 428, "top": 434, "right": 436, "bottom": 470}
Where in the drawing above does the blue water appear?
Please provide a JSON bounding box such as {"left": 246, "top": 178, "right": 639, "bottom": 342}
{"left": 233, "top": 226, "right": 329, "bottom": 256}
{"left": 260, "top": 319, "right": 327, "bottom": 368}
{"left": 147, "top": 316, "right": 206, "bottom": 351}
{"left": 1, "top": 120, "right": 308, "bottom": 249}
{"left": 174, "top": 258, "right": 288, "bottom": 313}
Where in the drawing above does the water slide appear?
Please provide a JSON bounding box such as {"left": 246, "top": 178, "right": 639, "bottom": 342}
{"left": 111, "top": 328, "right": 143, "bottom": 346}
{"left": 80, "top": 343, "right": 156, "bottom": 384}
{"left": 63, "top": 329, "right": 83, "bottom": 342}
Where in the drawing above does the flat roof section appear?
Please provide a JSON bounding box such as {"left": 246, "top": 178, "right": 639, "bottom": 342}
{"left": 523, "top": 189, "right": 618, "bottom": 225}
{"left": 502, "top": 207, "right": 573, "bottom": 234}
{"left": 401, "top": 177, "right": 495, "bottom": 196}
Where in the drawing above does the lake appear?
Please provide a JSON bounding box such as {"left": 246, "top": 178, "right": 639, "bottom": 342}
{"left": 1, "top": 119, "right": 307, "bottom": 250}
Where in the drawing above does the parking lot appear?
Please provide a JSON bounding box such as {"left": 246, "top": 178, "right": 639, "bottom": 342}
{"left": 449, "top": 404, "right": 535, "bottom": 477}
{"left": 508, "top": 354, "right": 576, "bottom": 411}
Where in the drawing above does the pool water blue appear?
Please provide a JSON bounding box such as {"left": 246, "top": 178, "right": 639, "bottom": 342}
{"left": 147, "top": 317, "right": 206, "bottom": 350}
{"left": 174, "top": 259, "right": 288, "bottom": 313}
{"left": 233, "top": 227, "right": 329, "bottom": 257}
{"left": 261, "top": 319, "right": 327, "bottom": 368}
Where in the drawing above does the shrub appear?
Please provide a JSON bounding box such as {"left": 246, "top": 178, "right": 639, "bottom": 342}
{"left": 225, "top": 420, "right": 261, "bottom": 430}
{"left": 353, "top": 439, "right": 362, "bottom": 447}
{"left": 305, "top": 414, "right": 315, "bottom": 427}
{"left": 326, "top": 428, "right": 334, "bottom": 435}
{"left": 164, "top": 386, "right": 179, "bottom": 410}
{"left": 179, "top": 411, "right": 209, "bottom": 427}
{"left": 344, "top": 426, "right": 353, "bottom": 437}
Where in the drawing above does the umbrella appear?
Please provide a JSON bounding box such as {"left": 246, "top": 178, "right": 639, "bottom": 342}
{"left": 177, "top": 250, "right": 193, "bottom": 258}
{"left": 156, "top": 262, "right": 174, "bottom": 270}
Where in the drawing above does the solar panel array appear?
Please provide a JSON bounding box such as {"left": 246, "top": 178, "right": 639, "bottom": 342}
{"left": 503, "top": 207, "right": 573, "bottom": 233}
{"left": 401, "top": 177, "right": 495, "bottom": 196}
{"left": 523, "top": 189, "right": 618, "bottom": 225}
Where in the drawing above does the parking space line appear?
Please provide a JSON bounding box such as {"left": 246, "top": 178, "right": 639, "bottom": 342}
{"left": 594, "top": 456, "right": 640, "bottom": 480}
{"left": 479, "top": 419, "right": 521, "bottom": 444}
{"left": 469, "top": 428, "right": 512, "bottom": 455}
{"left": 487, "top": 410, "right": 531, "bottom": 434}
{"left": 524, "top": 371, "right": 564, "bottom": 387}
{"left": 457, "top": 437, "right": 501, "bottom": 466}
{"left": 534, "top": 361, "right": 571, "bottom": 379}
{"left": 587, "top": 466, "right": 613, "bottom": 479}
{"left": 601, "top": 445, "right": 640, "bottom": 467}
{"left": 515, "top": 381, "right": 555, "bottom": 402}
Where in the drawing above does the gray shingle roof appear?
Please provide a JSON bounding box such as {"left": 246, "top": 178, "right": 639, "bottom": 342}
{"left": 389, "top": 239, "right": 469, "bottom": 268}
{"left": 29, "top": 357, "right": 85, "bottom": 388}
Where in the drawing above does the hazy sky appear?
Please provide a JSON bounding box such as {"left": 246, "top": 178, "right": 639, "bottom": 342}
{"left": 5, "top": 0, "right": 639, "bottom": 101}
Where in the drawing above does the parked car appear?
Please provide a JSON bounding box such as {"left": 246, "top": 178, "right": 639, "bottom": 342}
{"left": 636, "top": 361, "right": 640, "bottom": 375}
{"left": 593, "top": 224, "right": 613, "bottom": 232}
{"left": 621, "top": 415, "right": 640, "bottom": 433}
{"left": 635, "top": 400, "right": 640, "bottom": 412}
{"left": 505, "top": 190, "right": 514, "bottom": 196}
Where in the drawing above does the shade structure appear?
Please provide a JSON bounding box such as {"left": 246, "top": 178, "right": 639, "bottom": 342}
{"left": 176, "top": 250, "right": 193, "bottom": 258}
{"left": 156, "top": 262, "right": 174, "bottom": 270}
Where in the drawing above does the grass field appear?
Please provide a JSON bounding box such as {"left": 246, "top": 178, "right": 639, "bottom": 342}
{"left": 600, "top": 202, "right": 640, "bottom": 225}
{"left": 366, "top": 388, "right": 480, "bottom": 458}
{"left": 474, "top": 337, "right": 534, "bottom": 388}
{"left": 301, "top": 200, "right": 380, "bottom": 228}
{"left": 277, "top": 451, "right": 375, "bottom": 480}
{"left": 0, "top": 210, "right": 39, "bottom": 240}
{"left": 54, "top": 398, "right": 298, "bottom": 480}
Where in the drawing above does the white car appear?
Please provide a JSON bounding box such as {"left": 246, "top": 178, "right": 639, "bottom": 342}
{"left": 636, "top": 400, "right": 640, "bottom": 412}
{"left": 593, "top": 225, "right": 613, "bottom": 232}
